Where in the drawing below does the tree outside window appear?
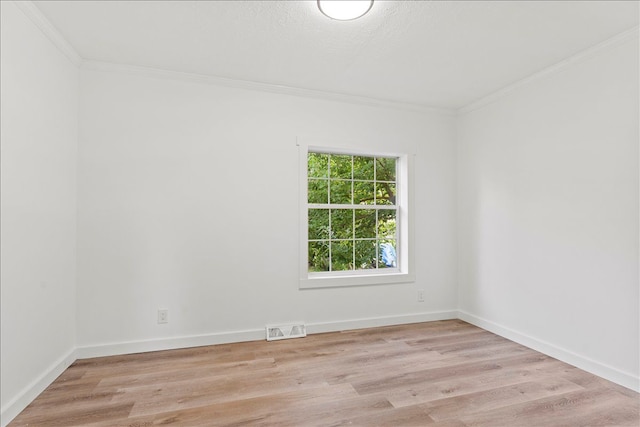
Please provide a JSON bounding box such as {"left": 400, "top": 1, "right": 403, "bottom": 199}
{"left": 307, "top": 152, "right": 398, "bottom": 273}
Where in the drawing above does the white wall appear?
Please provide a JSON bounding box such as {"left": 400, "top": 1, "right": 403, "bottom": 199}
{"left": 457, "top": 35, "right": 639, "bottom": 390}
{"left": 76, "top": 68, "right": 458, "bottom": 353}
{"left": 0, "top": 1, "right": 79, "bottom": 423}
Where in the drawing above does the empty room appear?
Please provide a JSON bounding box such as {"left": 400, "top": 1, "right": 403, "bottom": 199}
{"left": 1, "top": 0, "right": 638, "bottom": 426}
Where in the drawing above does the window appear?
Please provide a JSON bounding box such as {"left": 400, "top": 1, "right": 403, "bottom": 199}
{"left": 307, "top": 152, "right": 398, "bottom": 272}
{"left": 299, "top": 143, "right": 414, "bottom": 289}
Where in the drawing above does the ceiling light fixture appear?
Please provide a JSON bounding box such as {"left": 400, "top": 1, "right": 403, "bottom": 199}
{"left": 318, "top": 0, "right": 373, "bottom": 21}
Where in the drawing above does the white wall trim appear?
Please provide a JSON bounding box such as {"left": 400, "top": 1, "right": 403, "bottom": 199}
{"left": 12, "top": 1, "right": 82, "bottom": 67}
{"left": 76, "top": 328, "right": 266, "bottom": 359}
{"left": 0, "top": 348, "right": 77, "bottom": 427}
{"left": 10, "top": 0, "right": 453, "bottom": 115}
{"left": 307, "top": 310, "right": 459, "bottom": 334}
{"left": 458, "top": 310, "right": 640, "bottom": 393}
{"left": 457, "top": 26, "right": 640, "bottom": 115}
{"left": 76, "top": 310, "right": 458, "bottom": 359}
{"left": 80, "top": 60, "right": 454, "bottom": 116}
{"left": 9, "top": 1, "right": 638, "bottom": 118}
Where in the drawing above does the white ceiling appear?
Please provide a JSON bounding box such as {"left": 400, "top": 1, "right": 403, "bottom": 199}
{"left": 33, "top": 1, "right": 639, "bottom": 110}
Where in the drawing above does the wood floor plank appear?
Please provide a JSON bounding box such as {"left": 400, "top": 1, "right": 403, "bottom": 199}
{"left": 120, "top": 375, "right": 337, "bottom": 417}
{"left": 9, "top": 403, "right": 134, "bottom": 427}
{"left": 441, "top": 339, "right": 532, "bottom": 358}
{"left": 458, "top": 388, "right": 638, "bottom": 427}
{"left": 381, "top": 360, "right": 582, "bottom": 408}
{"left": 8, "top": 320, "right": 639, "bottom": 427}
{"left": 247, "top": 392, "right": 393, "bottom": 426}
{"left": 420, "top": 377, "right": 585, "bottom": 421}
{"left": 94, "top": 357, "right": 277, "bottom": 390}
{"left": 88, "top": 383, "right": 370, "bottom": 426}
{"left": 331, "top": 404, "right": 435, "bottom": 426}
{"left": 351, "top": 351, "right": 551, "bottom": 394}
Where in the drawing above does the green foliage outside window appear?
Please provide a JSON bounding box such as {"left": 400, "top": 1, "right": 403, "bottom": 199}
{"left": 308, "top": 152, "right": 398, "bottom": 272}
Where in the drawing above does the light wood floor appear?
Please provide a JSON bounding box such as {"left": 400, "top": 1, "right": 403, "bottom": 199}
{"left": 9, "top": 320, "right": 639, "bottom": 426}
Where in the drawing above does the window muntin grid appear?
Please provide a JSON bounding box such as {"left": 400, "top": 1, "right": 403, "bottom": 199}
{"left": 307, "top": 152, "right": 398, "bottom": 273}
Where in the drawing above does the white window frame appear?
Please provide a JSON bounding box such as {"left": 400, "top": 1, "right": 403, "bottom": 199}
{"left": 298, "top": 140, "right": 415, "bottom": 289}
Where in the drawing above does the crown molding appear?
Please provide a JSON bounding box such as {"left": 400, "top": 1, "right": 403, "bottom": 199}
{"left": 80, "top": 60, "right": 455, "bottom": 116}
{"left": 458, "top": 26, "right": 640, "bottom": 116}
{"left": 15, "top": 0, "right": 635, "bottom": 118}
{"left": 13, "top": 0, "right": 451, "bottom": 115}
{"left": 13, "top": 1, "right": 82, "bottom": 67}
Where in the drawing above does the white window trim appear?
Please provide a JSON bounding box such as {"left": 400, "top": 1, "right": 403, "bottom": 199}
{"left": 298, "top": 139, "right": 415, "bottom": 289}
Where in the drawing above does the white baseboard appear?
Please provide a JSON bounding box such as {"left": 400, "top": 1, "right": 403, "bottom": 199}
{"left": 76, "top": 328, "right": 265, "bottom": 359}
{"left": 76, "top": 310, "right": 459, "bottom": 359}
{"left": 307, "top": 310, "right": 459, "bottom": 334}
{"left": 1, "top": 347, "right": 76, "bottom": 427}
{"left": 457, "top": 310, "right": 640, "bottom": 393}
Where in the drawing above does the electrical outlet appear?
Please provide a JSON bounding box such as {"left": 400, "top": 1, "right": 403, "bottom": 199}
{"left": 418, "top": 289, "right": 425, "bottom": 302}
{"left": 157, "top": 309, "right": 168, "bottom": 324}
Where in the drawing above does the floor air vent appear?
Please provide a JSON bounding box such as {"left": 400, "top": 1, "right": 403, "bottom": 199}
{"left": 266, "top": 323, "right": 306, "bottom": 341}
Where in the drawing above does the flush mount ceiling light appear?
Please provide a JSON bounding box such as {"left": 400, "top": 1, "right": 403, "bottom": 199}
{"left": 318, "top": 0, "right": 374, "bottom": 21}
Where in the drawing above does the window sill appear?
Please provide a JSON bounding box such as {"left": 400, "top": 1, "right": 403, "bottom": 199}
{"left": 299, "top": 272, "right": 415, "bottom": 289}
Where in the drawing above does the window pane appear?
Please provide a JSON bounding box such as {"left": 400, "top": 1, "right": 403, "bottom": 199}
{"left": 308, "top": 209, "right": 329, "bottom": 240}
{"left": 330, "top": 155, "right": 352, "bottom": 179}
{"left": 353, "top": 181, "right": 375, "bottom": 205}
{"left": 306, "top": 151, "right": 404, "bottom": 278}
{"left": 354, "top": 209, "right": 376, "bottom": 238}
{"left": 355, "top": 240, "right": 376, "bottom": 270}
{"left": 308, "top": 179, "right": 328, "bottom": 204}
{"left": 308, "top": 153, "right": 328, "bottom": 178}
{"left": 331, "top": 209, "right": 353, "bottom": 239}
{"left": 376, "top": 182, "right": 396, "bottom": 205}
{"left": 353, "top": 156, "right": 374, "bottom": 180}
{"left": 331, "top": 240, "right": 353, "bottom": 271}
{"left": 378, "top": 210, "right": 396, "bottom": 238}
{"left": 378, "top": 240, "right": 397, "bottom": 268}
{"left": 376, "top": 157, "right": 396, "bottom": 182}
{"left": 309, "top": 241, "right": 330, "bottom": 272}
{"left": 330, "top": 180, "right": 352, "bottom": 204}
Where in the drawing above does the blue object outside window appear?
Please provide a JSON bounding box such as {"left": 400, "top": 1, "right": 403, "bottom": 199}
{"left": 380, "top": 243, "right": 397, "bottom": 268}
